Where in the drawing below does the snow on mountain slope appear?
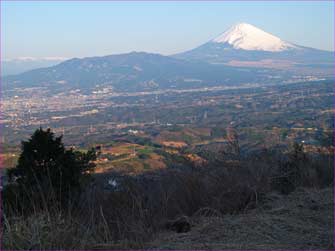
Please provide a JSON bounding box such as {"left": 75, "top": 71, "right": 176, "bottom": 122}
{"left": 211, "top": 23, "right": 297, "bottom": 51}
{"left": 175, "top": 22, "right": 333, "bottom": 67}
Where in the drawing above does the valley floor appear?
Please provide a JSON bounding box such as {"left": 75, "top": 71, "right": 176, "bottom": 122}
{"left": 147, "top": 187, "right": 334, "bottom": 250}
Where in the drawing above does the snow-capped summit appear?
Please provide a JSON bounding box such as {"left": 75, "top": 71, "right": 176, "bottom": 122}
{"left": 211, "top": 23, "right": 297, "bottom": 52}
{"left": 175, "top": 22, "right": 333, "bottom": 67}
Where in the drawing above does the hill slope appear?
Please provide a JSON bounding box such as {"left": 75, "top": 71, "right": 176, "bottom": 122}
{"left": 149, "top": 187, "right": 333, "bottom": 249}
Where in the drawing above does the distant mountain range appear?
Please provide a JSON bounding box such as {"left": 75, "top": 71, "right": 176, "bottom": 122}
{"left": 1, "top": 57, "right": 67, "bottom": 76}
{"left": 3, "top": 23, "right": 333, "bottom": 93}
{"left": 3, "top": 52, "right": 279, "bottom": 93}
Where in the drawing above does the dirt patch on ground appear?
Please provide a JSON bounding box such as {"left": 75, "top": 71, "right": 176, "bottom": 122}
{"left": 102, "top": 143, "right": 140, "bottom": 155}
{"left": 184, "top": 153, "right": 207, "bottom": 166}
{"left": 148, "top": 187, "right": 333, "bottom": 249}
{"left": 161, "top": 141, "right": 188, "bottom": 148}
{"left": 144, "top": 153, "right": 166, "bottom": 170}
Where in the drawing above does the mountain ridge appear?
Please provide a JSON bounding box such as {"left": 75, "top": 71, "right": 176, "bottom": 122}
{"left": 3, "top": 51, "right": 271, "bottom": 93}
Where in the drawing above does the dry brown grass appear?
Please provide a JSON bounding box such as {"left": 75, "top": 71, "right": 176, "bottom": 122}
{"left": 4, "top": 187, "right": 333, "bottom": 250}
{"left": 148, "top": 187, "right": 334, "bottom": 250}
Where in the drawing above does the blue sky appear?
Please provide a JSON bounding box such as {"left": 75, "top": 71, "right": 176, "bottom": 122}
{"left": 2, "top": 1, "right": 334, "bottom": 59}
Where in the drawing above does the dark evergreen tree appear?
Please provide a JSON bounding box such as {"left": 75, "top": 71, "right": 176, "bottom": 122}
{"left": 6, "top": 127, "right": 96, "bottom": 210}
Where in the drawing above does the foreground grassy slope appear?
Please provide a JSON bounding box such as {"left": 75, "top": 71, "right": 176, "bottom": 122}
{"left": 3, "top": 187, "right": 333, "bottom": 250}
{"left": 149, "top": 187, "right": 333, "bottom": 250}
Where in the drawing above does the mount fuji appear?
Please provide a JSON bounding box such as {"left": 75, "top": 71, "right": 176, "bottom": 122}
{"left": 175, "top": 23, "right": 333, "bottom": 67}
{"left": 211, "top": 22, "right": 297, "bottom": 52}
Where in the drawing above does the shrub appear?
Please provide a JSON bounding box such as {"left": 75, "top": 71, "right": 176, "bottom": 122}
{"left": 273, "top": 143, "right": 333, "bottom": 194}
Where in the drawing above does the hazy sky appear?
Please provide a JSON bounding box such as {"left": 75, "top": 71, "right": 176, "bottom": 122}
{"left": 2, "top": 1, "right": 334, "bottom": 60}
